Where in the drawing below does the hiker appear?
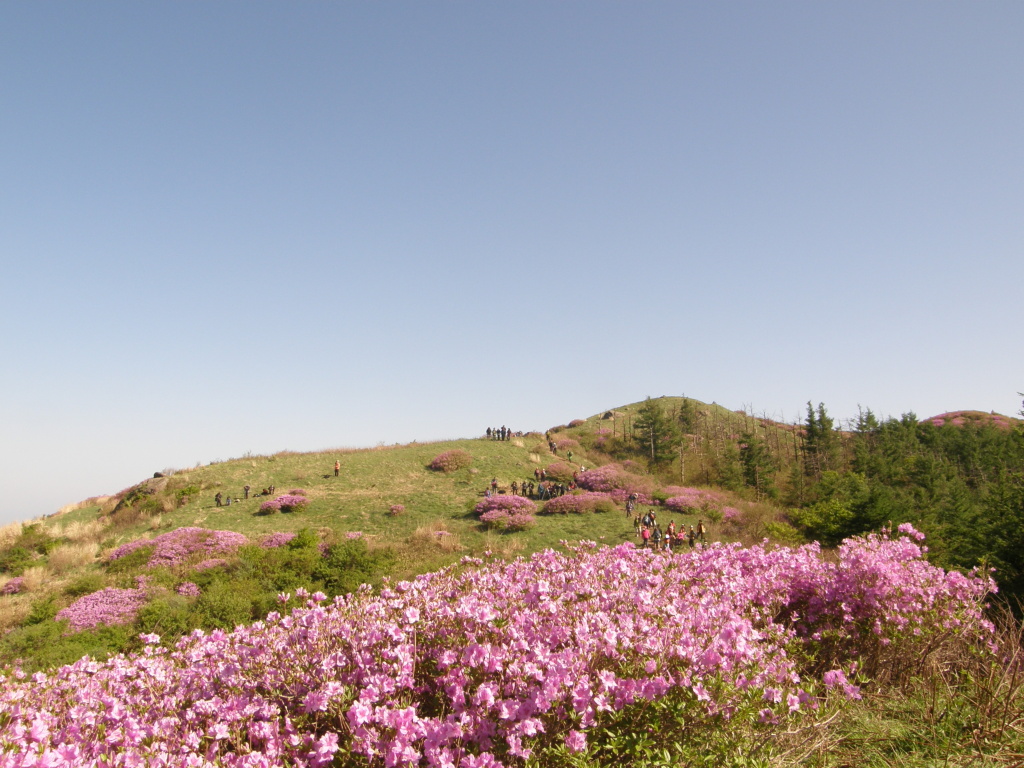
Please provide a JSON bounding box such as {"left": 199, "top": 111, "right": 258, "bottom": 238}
{"left": 696, "top": 519, "right": 706, "bottom": 543}
{"left": 641, "top": 526, "right": 652, "bottom": 548}
{"left": 334, "top": 460, "right": 340, "bottom": 477}
{"left": 675, "top": 528, "right": 686, "bottom": 550}
{"left": 225, "top": 496, "right": 232, "bottom": 506}
{"left": 527, "top": 482, "right": 535, "bottom": 497}
{"left": 486, "top": 427, "right": 492, "bottom": 438}
{"left": 511, "top": 481, "right": 518, "bottom": 496}
{"left": 688, "top": 526, "right": 696, "bottom": 548}
{"left": 491, "top": 477, "right": 498, "bottom": 493}
{"left": 243, "top": 485, "right": 250, "bottom": 499}
{"left": 567, "top": 450, "right": 573, "bottom": 463}
{"left": 633, "top": 513, "right": 642, "bottom": 537}
{"left": 214, "top": 492, "right": 222, "bottom": 507}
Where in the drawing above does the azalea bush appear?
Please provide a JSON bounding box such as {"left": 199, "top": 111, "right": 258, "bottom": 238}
{"left": 55, "top": 577, "right": 150, "bottom": 632}
{"left": 260, "top": 494, "right": 310, "bottom": 515}
{"left": 554, "top": 438, "right": 581, "bottom": 453}
{"left": 543, "top": 461, "right": 576, "bottom": 483}
{"left": 429, "top": 450, "right": 473, "bottom": 473}
{"left": 108, "top": 527, "right": 248, "bottom": 569}
{"left": 389, "top": 504, "right": 406, "bottom": 517}
{"left": 663, "top": 487, "right": 727, "bottom": 515}
{"left": 0, "top": 527, "right": 995, "bottom": 767}
{"left": 473, "top": 495, "right": 538, "bottom": 517}
{"left": 542, "top": 491, "right": 618, "bottom": 515}
{"left": 478, "top": 509, "right": 537, "bottom": 532}
{"left": 259, "top": 532, "right": 298, "bottom": 549}
{"left": 576, "top": 464, "right": 657, "bottom": 500}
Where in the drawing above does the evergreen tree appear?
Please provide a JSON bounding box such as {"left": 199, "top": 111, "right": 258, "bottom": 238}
{"left": 632, "top": 397, "right": 682, "bottom": 469}
{"left": 802, "top": 401, "right": 837, "bottom": 479}
{"left": 739, "top": 431, "right": 776, "bottom": 497}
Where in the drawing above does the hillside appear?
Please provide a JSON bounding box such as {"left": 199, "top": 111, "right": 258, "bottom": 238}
{"left": 2, "top": 394, "right": 1024, "bottom": 765}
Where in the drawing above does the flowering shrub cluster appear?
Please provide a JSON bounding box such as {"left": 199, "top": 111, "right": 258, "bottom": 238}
{"left": 576, "top": 464, "right": 656, "bottom": 499}
{"left": 176, "top": 582, "right": 201, "bottom": 597}
{"left": 289, "top": 489, "right": 307, "bottom": 496}
{"left": 664, "top": 487, "right": 727, "bottom": 514}
{"left": 429, "top": 449, "right": 473, "bottom": 473}
{"left": 554, "top": 438, "right": 580, "bottom": 452}
{"left": 474, "top": 495, "right": 538, "bottom": 517}
{"left": 109, "top": 527, "right": 248, "bottom": 568}
{"left": 567, "top": 419, "right": 586, "bottom": 428}
{"left": 542, "top": 461, "right": 575, "bottom": 483}
{"left": 479, "top": 509, "right": 537, "bottom": 532}
{"left": 0, "top": 528, "right": 994, "bottom": 768}
{"left": 542, "top": 491, "right": 618, "bottom": 515}
{"left": 260, "top": 494, "right": 310, "bottom": 514}
{"left": 1, "top": 577, "right": 24, "bottom": 595}
{"left": 55, "top": 577, "right": 150, "bottom": 632}
{"left": 389, "top": 504, "right": 406, "bottom": 516}
{"left": 260, "top": 532, "right": 298, "bottom": 549}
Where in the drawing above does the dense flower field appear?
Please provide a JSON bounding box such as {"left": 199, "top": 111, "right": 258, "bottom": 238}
{"left": 0, "top": 527, "right": 994, "bottom": 768}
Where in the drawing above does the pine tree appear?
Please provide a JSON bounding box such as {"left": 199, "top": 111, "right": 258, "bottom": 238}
{"left": 739, "top": 431, "right": 776, "bottom": 497}
{"left": 633, "top": 397, "right": 682, "bottom": 469}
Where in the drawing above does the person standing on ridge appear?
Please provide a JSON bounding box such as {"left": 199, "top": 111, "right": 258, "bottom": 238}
{"left": 334, "top": 460, "right": 340, "bottom": 477}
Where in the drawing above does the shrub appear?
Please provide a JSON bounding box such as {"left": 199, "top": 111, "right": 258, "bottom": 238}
{"left": 1, "top": 576, "right": 24, "bottom": 595}
{"left": 259, "top": 532, "right": 298, "bottom": 549}
{"left": 55, "top": 580, "right": 149, "bottom": 632}
{"left": 555, "top": 437, "right": 581, "bottom": 453}
{"left": 479, "top": 509, "right": 537, "bottom": 532}
{"left": 428, "top": 449, "right": 472, "bottom": 473}
{"left": 474, "top": 495, "right": 538, "bottom": 517}
{"left": 288, "top": 489, "right": 307, "bottom": 496}
{"left": 276, "top": 495, "right": 309, "bottom": 514}
{"left": 108, "top": 528, "right": 248, "bottom": 569}
{"left": 576, "top": 464, "right": 657, "bottom": 502}
{"left": 176, "top": 582, "right": 201, "bottom": 597}
{"left": 64, "top": 573, "right": 106, "bottom": 597}
{"left": 568, "top": 419, "right": 586, "bottom": 428}
{"left": 543, "top": 461, "right": 576, "bottom": 483}
{"left": 664, "top": 487, "right": 727, "bottom": 514}
{"left": 388, "top": 504, "right": 405, "bottom": 517}
{"left": 542, "top": 491, "right": 618, "bottom": 515}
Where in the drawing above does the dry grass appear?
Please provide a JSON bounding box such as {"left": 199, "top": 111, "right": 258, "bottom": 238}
{"left": 46, "top": 518, "right": 108, "bottom": 544}
{"left": 0, "top": 521, "right": 23, "bottom": 549}
{"left": 410, "top": 521, "right": 464, "bottom": 553}
{"left": 480, "top": 531, "right": 526, "bottom": 559}
{"left": 19, "top": 565, "right": 50, "bottom": 592}
{"left": 47, "top": 542, "right": 99, "bottom": 574}
{"left": 0, "top": 596, "right": 33, "bottom": 634}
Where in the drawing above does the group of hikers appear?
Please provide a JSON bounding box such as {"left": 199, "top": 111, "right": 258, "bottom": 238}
{"left": 484, "top": 477, "right": 578, "bottom": 500}
{"left": 214, "top": 485, "right": 275, "bottom": 507}
{"left": 485, "top": 426, "right": 521, "bottom": 441}
{"left": 635, "top": 507, "right": 707, "bottom": 551}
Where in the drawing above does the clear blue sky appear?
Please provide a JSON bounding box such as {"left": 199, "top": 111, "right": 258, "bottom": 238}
{"left": 2, "top": 2, "right": 1022, "bottom": 525}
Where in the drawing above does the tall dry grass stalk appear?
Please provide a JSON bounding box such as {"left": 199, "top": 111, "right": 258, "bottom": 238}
{"left": 20, "top": 565, "right": 50, "bottom": 592}
{"left": 149, "top": 515, "right": 162, "bottom": 530}
{"left": 48, "top": 542, "right": 99, "bottom": 574}
{"left": 0, "top": 521, "right": 23, "bottom": 549}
